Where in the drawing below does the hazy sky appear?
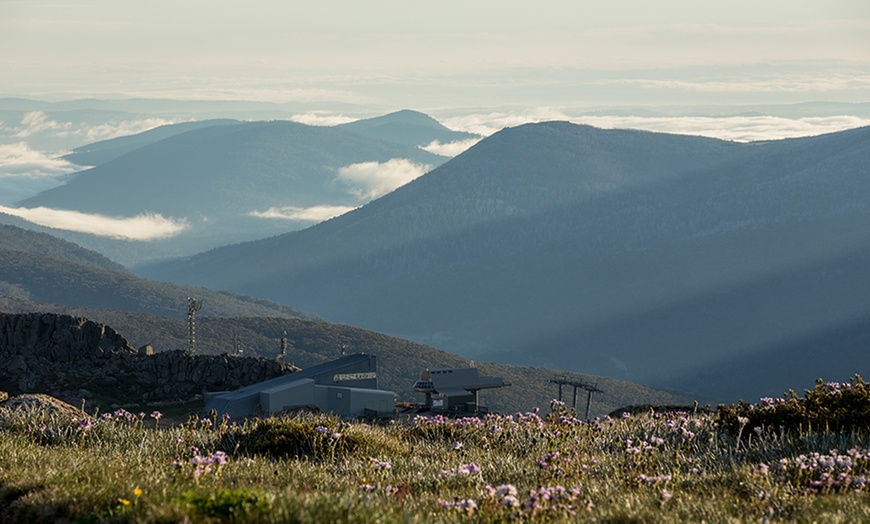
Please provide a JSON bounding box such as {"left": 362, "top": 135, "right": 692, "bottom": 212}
{"left": 0, "top": 1, "right": 868, "bottom": 242}
{"left": 2, "top": 0, "right": 868, "bottom": 108}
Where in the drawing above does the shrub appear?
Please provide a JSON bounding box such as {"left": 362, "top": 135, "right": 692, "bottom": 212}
{"left": 178, "top": 489, "right": 271, "bottom": 519}
{"left": 230, "top": 416, "right": 362, "bottom": 460}
{"left": 717, "top": 375, "right": 870, "bottom": 435}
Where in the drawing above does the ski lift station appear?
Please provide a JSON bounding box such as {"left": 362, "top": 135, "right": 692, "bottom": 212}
{"left": 203, "top": 354, "right": 396, "bottom": 419}
{"left": 412, "top": 366, "right": 510, "bottom": 414}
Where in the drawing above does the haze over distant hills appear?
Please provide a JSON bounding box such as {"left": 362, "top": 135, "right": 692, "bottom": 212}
{"left": 0, "top": 223, "right": 697, "bottom": 415}
{"left": 12, "top": 110, "right": 476, "bottom": 265}
{"left": 143, "top": 122, "right": 870, "bottom": 402}
{"left": 61, "top": 119, "right": 239, "bottom": 167}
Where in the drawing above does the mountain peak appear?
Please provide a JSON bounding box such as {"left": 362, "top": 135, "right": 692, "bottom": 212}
{"left": 342, "top": 109, "right": 447, "bottom": 131}
{"left": 337, "top": 110, "right": 479, "bottom": 149}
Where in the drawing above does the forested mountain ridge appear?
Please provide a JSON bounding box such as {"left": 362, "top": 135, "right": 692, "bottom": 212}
{"left": 337, "top": 109, "right": 479, "bottom": 148}
{"left": 0, "top": 224, "right": 313, "bottom": 320}
{"left": 61, "top": 119, "right": 239, "bottom": 167}
{"left": 142, "top": 122, "right": 870, "bottom": 401}
{"left": 0, "top": 223, "right": 125, "bottom": 273}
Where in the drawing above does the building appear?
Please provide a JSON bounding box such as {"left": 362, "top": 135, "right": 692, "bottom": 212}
{"left": 203, "top": 353, "right": 396, "bottom": 419}
{"left": 412, "top": 367, "right": 510, "bottom": 414}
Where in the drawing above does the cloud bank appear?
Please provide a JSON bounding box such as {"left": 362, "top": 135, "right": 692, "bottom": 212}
{"left": 251, "top": 159, "right": 431, "bottom": 224}
{"left": 4, "top": 111, "right": 177, "bottom": 146}
{"left": 0, "top": 142, "right": 81, "bottom": 178}
{"left": 443, "top": 111, "right": 870, "bottom": 142}
{"left": 0, "top": 206, "right": 188, "bottom": 241}
{"left": 0, "top": 142, "right": 83, "bottom": 204}
{"left": 289, "top": 112, "right": 359, "bottom": 127}
{"left": 337, "top": 158, "right": 431, "bottom": 200}
{"left": 420, "top": 137, "right": 482, "bottom": 157}
{"left": 250, "top": 205, "right": 356, "bottom": 222}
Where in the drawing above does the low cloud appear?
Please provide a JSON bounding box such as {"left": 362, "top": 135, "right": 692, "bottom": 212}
{"left": 442, "top": 108, "right": 571, "bottom": 137}
{"left": 80, "top": 117, "right": 178, "bottom": 143}
{"left": 14, "top": 111, "right": 72, "bottom": 138}
{"left": 0, "top": 206, "right": 188, "bottom": 241}
{"left": 8, "top": 111, "right": 177, "bottom": 145}
{"left": 0, "top": 142, "right": 82, "bottom": 178}
{"left": 337, "top": 158, "right": 431, "bottom": 200}
{"left": 0, "top": 142, "right": 83, "bottom": 203}
{"left": 443, "top": 111, "right": 870, "bottom": 143}
{"left": 420, "top": 137, "right": 482, "bottom": 157}
{"left": 289, "top": 112, "right": 359, "bottom": 127}
{"left": 571, "top": 114, "right": 870, "bottom": 142}
{"left": 250, "top": 205, "right": 357, "bottom": 222}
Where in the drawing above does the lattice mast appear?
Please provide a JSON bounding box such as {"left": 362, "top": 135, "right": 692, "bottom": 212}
{"left": 186, "top": 297, "right": 202, "bottom": 354}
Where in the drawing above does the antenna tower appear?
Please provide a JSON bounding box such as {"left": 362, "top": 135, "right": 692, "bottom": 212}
{"left": 233, "top": 326, "right": 243, "bottom": 355}
{"left": 186, "top": 297, "right": 202, "bottom": 355}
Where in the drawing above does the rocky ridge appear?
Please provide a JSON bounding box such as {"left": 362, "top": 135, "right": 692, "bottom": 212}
{"left": 0, "top": 313, "right": 298, "bottom": 408}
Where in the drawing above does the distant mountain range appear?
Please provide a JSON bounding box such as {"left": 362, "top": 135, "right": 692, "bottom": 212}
{"left": 13, "top": 110, "right": 477, "bottom": 265}
{"left": 141, "top": 122, "right": 870, "bottom": 401}
{"left": 61, "top": 119, "right": 239, "bottom": 167}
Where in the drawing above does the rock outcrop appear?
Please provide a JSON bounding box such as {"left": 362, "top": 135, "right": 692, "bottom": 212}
{"left": 0, "top": 393, "right": 84, "bottom": 419}
{"left": 0, "top": 313, "right": 297, "bottom": 406}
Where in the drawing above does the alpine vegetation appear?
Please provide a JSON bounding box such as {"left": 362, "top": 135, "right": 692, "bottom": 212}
{"left": 1, "top": 377, "right": 869, "bottom": 522}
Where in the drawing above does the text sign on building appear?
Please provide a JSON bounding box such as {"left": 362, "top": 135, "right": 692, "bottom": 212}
{"left": 333, "top": 372, "right": 377, "bottom": 382}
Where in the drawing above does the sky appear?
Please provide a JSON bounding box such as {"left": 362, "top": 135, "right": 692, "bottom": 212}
{"left": 1, "top": 0, "right": 868, "bottom": 108}
{"left": 1, "top": 1, "right": 869, "bottom": 240}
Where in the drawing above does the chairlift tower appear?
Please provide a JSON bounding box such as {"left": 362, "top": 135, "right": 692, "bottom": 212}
{"left": 186, "top": 297, "right": 202, "bottom": 355}
{"left": 550, "top": 374, "right": 604, "bottom": 419}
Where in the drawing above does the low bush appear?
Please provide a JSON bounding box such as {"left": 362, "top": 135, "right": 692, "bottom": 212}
{"left": 717, "top": 375, "right": 870, "bottom": 435}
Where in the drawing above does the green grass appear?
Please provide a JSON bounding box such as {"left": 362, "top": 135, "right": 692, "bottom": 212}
{"left": 2, "top": 386, "right": 870, "bottom": 523}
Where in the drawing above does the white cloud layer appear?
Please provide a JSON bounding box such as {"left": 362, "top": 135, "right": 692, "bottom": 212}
{"left": 289, "top": 112, "right": 359, "bottom": 126}
{"left": 443, "top": 111, "right": 870, "bottom": 143}
{"left": 420, "top": 137, "right": 483, "bottom": 157}
{"left": 0, "top": 206, "right": 188, "bottom": 241}
{"left": 442, "top": 108, "right": 572, "bottom": 136}
{"left": 13, "top": 111, "right": 71, "bottom": 138}
{"left": 0, "top": 142, "right": 81, "bottom": 178}
{"left": 0, "top": 142, "right": 83, "bottom": 203}
{"left": 572, "top": 115, "right": 870, "bottom": 142}
{"left": 250, "top": 205, "right": 357, "bottom": 222}
{"left": 5, "top": 111, "right": 177, "bottom": 146}
{"left": 337, "top": 158, "right": 431, "bottom": 200}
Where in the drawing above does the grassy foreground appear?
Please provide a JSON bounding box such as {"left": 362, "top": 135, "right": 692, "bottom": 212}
{"left": 2, "top": 379, "right": 870, "bottom": 523}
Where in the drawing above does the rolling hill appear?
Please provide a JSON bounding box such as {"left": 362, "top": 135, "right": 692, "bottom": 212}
{"left": 337, "top": 109, "right": 479, "bottom": 148}
{"left": 142, "top": 122, "right": 870, "bottom": 402}
{"left": 0, "top": 223, "right": 312, "bottom": 320}
{"left": 16, "top": 114, "right": 452, "bottom": 265}
{"left": 61, "top": 119, "right": 239, "bottom": 167}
